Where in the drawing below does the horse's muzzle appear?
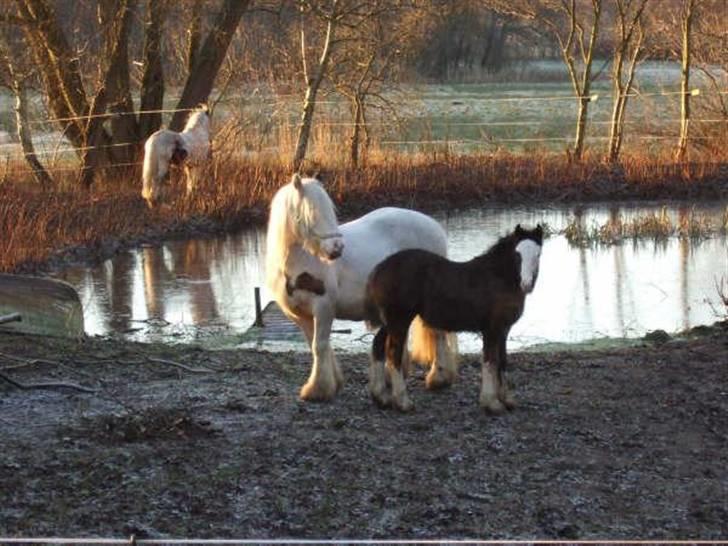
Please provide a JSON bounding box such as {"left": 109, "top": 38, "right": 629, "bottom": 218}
{"left": 327, "top": 246, "right": 343, "bottom": 260}
{"left": 324, "top": 240, "right": 344, "bottom": 260}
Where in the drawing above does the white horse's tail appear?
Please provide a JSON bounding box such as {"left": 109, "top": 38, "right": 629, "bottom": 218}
{"left": 141, "top": 138, "right": 158, "bottom": 206}
{"left": 409, "top": 316, "right": 459, "bottom": 386}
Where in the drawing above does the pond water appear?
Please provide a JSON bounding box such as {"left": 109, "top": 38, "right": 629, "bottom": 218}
{"left": 55, "top": 201, "right": 728, "bottom": 353}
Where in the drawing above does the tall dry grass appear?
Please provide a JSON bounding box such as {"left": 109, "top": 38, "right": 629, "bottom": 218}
{"left": 1, "top": 138, "right": 727, "bottom": 273}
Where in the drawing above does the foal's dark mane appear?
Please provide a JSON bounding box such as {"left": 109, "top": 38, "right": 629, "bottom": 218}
{"left": 480, "top": 233, "right": 518, "bottom": 261}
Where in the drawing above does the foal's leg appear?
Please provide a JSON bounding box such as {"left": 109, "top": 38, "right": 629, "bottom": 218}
{"left": 497, "top": 332, "right": 516, "bottom": 410}
{"left": 299, "top": 306, "right": 340, "bottom": 401}
{"left": 368, "top": 327, "right": 392, "bottom": 408}
{"left": 386, "top": 321, "right": 414, "bottom": 412}
{"left": 479, "top": 333, "right": 506, "bottom": 414}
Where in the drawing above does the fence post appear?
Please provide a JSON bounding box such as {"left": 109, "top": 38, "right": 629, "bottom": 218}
{"left": 254, "top": 287, "right": 264, "bottom": 327}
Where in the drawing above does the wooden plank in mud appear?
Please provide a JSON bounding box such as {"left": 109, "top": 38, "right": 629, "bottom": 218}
{"left": 246, "top": 301, "right": 305, "bottom": 342}
{"left": 0, "top": 274, "right": 85, "bottom": 339}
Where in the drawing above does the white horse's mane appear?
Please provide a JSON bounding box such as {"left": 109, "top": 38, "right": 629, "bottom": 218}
{"left": 183, "top": 106, "right": 209, "bottom": 133}
{"left": 265, "top": 175, "right": 339, "bottom": 288}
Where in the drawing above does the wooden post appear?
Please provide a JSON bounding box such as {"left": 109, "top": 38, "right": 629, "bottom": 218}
{"left": 0, "top": 312, "right": 22, "bottom": 325}
{"left": 254, "top": 287, "right": 264, "bottom": 327}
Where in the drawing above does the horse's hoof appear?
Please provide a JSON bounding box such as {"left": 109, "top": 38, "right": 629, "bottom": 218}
{"left": 425, "top": 366, "right": 454, "bottom": 390}
{"left": 480, "top": 397, "right": 506, "bottom": 414}
{"left": 501, "top": 394, "right": 517, "bottom": 410}
{"left": 371, "top": 392, "right": 392, "bottom": 409}
{"left": 299, "top": 381, "right": 336, "bottom": 402}
{"left": 394, "top": 397, "right": 415, "bottom": 413}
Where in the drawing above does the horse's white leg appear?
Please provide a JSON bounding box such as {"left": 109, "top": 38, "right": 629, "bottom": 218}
{"left": 185, "top": 165, "right": 197, "bottom": 197}
{"left": 426, "top": 330, "right": 459, "bottom": 390}
{"left": 480, "top": 335, "right": 506, "bottom": 414}
{"left": 411, "top": 317, "right": 458, "bottom": 390}
{"left": 387, "top": 323, "right": 413, "bottom": 412}
{"left": 368, "top": 328, "right": 392, "bottom": 407}
{"left": 300, "top": 305, "right": 340, "bottom": 402}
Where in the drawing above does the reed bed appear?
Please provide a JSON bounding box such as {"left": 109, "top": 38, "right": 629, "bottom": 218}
{"left": 563, "top": 205, "right": 728, "bottom": 247}
{"left": 1, "top": 147, "right": 727, "bottom": 274}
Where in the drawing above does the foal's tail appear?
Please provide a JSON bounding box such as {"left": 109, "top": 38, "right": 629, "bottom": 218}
{"left": 363, "top": 283, "right": 384, "bottom": 330}
{"left": 409, "top": 316, "right": 459, "bottom": 370}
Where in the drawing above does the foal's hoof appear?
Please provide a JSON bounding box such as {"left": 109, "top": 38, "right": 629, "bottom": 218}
{"left": 299, "top": 381, "right": 336, "bottom": 402}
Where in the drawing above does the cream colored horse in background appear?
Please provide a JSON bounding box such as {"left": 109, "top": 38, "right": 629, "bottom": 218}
{"left": 265, "top": 174, "right": 459, "bottom": 403}
{"left": 141, "top": 105, "right": 211, "bottom": 207}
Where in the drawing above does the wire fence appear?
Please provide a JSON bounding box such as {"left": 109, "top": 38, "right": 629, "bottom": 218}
{"left": 2, "top": 88, "right": 726, "bottom": 176}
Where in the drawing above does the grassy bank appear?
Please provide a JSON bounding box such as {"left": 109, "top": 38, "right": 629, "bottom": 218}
{"left": 2, "top": 151, "right": 727, "bottom": 273}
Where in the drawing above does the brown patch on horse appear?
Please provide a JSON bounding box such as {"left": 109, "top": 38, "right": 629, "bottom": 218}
{"left": 286, "top": 272, "right": 326, "bottom": 296}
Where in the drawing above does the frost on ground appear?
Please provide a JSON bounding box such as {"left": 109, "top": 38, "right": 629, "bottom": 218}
{"left": 1, "top": 324, "right": 727, "bottom": 539}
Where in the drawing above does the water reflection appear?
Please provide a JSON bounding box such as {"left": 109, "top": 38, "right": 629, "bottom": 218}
{"left": 55, "top": 202, "right": 728, "bottom": 351}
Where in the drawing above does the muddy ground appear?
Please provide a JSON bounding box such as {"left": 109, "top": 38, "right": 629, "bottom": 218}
{"left": 1, "top": 324, "right": 727, "bottom": 540}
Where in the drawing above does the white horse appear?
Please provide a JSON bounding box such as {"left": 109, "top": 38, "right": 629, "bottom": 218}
{"left": 141, "top": 105, "right": 211, "bottom": 207}
{"left": 266, "top": 174, "right": 459, "bottom": 403}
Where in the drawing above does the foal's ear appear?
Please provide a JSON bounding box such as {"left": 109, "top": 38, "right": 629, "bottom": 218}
{"left": 515, "top": 223, "right": 524, "bottom": 236}
{"left": 291, "top": 173, "right": 303, "bottom": 191}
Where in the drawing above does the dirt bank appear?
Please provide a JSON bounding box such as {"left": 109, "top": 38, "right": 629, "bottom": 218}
{"left": 1, "top": 323, "right": 727, "bottom": 539}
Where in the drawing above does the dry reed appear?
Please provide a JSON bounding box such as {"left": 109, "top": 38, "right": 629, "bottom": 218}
{"left": 1, "top": 144, "right": 727, "bottom": 273}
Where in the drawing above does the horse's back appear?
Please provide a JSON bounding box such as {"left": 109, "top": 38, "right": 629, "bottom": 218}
{"left": 342, "top": 207, "right": 447, "bottom": 257}
{"left": 333, "top": 207, "right": 446, "bottom": 320}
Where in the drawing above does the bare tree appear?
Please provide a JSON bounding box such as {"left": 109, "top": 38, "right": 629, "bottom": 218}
{"left": 675, "top": 0, "right": 702, "bottom": 161}
{"left": 292, "top": 0, "right": 339, "bottom": 171}
{"left": 138, "top": 0, "right": 167, "bottom": 140}
{"left": 0, "top": 30, "right": 52, "bottom": 187}
{"left": 169, "top": 0, "right": 251, "bottom": 131}
{"left": 4, "top": 0, "right": 249, "bottom": 187}
{"left": 498, "top": 0, "right": 604, "bottom": 161}
{"left": 607, "top": 0, "right": 648, "bottom": 163}
{"left": 330, "top": 2, "right": 410, "bottom": 166}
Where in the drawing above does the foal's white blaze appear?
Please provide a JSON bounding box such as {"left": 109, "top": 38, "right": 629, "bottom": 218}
{"left": 516, "top": 239, "right": 541, "bottom": 293}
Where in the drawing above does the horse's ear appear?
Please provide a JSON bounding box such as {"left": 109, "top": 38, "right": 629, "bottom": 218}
{"left": 536, "top": 224, "right": 545, "bottom": 242}
{"left": 291, "top": 173, "right": 303, "bottom": 191}
{"left": 515, "top": 224, "right": 524, "bottom": 236}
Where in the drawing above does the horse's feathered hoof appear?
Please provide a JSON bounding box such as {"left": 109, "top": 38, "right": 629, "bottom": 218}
{"left": 299, "top": 381, "right": 337, "bottom": 402}
{"left": 371, "top": 392, "right": 393, "bottom": 409}
{"left": 394, "top": 397, "right": 415, "bottom": 413}
{"left": 425, "top": 366, "right": 455, "bottom": 390}
{"left": 480, "top": 397, "right": 507, "bottom": 415}
{"left": 501, "top": 395, "right": 517, "bottom": 411}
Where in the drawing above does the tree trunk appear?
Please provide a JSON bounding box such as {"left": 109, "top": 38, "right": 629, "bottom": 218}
{"left": 574, "top": 97, "right": 590, "bottom": 160}
{"left": 187, "top": 8, "right": 202, "bottom": 75}
{"left": 608, "top": 1, "right": 647, "bottom": 163}
{"left": 139, "top": 0, "right": 167, "bottom": 140}
{"left": 350, "top": 96, "right": 363, "bottom": 167}
{"left": 170, "top": 0, "right": 250, "bottom": 131}
{"left": 0, "top": 39, "right": 53, "bottom": 188}
{"left": 16, "top": 0, "right": 90, "bottom": 150}
{"left": 293, "top": 2, "right": 338, "bottom": 172}
{"left": 676, "top": 0, "right": 696, "bottom": 161}
{"left": 558, "top": 0, "right": 602, "bottom": 161}
{"left": 101, "top": 0, "right": 139, "bottom": 164}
